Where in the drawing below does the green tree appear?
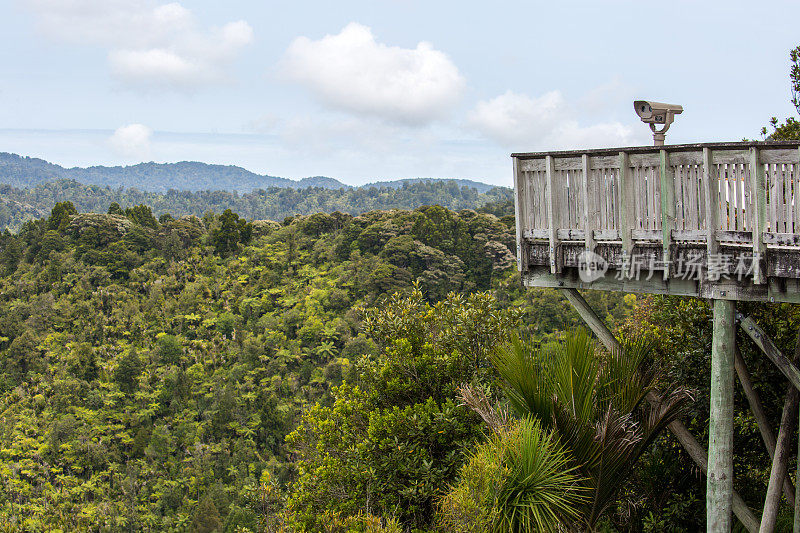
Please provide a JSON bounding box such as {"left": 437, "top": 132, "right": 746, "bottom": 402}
{"left": 210, "top": 209, "right": 252, "bottom": 257}
{"left": 115, "top": 348, "right": 143, "bottom": 393}
{"left": 763, "top": 44, "right": 800, "bottom": 140}
{"left": 68, "top": 342, "right": 98, "bottom": 381}
{"left": 125, "top": 204, "right": 158, "bottom": 228}
{"left": 286, "top": 289, "right": 522, "bottom": 530}
{"left": 439, "top": 418, "right": 586, "bottom": 533}
{"left": 156, "top": 334, "right": 183, "bottom": 364}
{"left": 4, "top": 331, "right": 41, "bottom": 386}
{"left": 47, "top": 201, "right": 77, "bottom": 231}
{"left": 190, "top": 497, "right": 223, "bottom": 533}
{"left": 108, "top": 202, "right": 125, "bottom": 215}
{"left": 489, "top": 330, "right": 691, "bottom": 530}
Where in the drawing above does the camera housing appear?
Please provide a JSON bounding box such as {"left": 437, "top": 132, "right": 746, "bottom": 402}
{"left": 633, "top": 100, "right": 683, "bottom": 145}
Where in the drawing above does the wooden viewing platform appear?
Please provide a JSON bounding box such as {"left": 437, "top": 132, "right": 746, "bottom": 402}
{"left": 513, "top": 140, "right": 800, "bottom": 303}
{"left": 513, "top": 139, "right": 800, "bottom": 532}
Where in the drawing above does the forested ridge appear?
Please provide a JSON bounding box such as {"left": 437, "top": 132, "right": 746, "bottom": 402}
{"left": 0, "top": 152, "right": 499, "bottom": 194}
{"left": 0, "top": 179, "right": 512, "bottom": 233}
{"left": 0, "top": 153, "right": 331, "bottom": 192}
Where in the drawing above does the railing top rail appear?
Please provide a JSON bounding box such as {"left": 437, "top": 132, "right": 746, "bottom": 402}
{"left": 511, "top": 140, "right": 800, "bottom": 160}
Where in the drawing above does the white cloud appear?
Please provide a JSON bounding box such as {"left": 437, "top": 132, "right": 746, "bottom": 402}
{"left": 25, "top": 0, "right": 253, "bottom": 89}
{"left": 468, "top": 90, "right": 647, "bottom": 150}
{"left": 109, "top": 124, "right": 153, "bottom": 159}
{"left": 281, "top": 23, "right": 464, "bottom": 125}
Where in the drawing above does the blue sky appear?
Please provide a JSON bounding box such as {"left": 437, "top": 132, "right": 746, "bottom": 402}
{"left": 1, "top": 0, "right": 799, "bottom": 186}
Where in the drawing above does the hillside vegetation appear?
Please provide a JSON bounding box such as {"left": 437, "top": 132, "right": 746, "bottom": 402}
{"left": 0, "top": 200, "right": 797, "bottom": 530}
{"left": 0, "top": 180, "right": 512, "bottom": 233}
{"left": 0, "top": 201, "right": 633, "bottom": 530}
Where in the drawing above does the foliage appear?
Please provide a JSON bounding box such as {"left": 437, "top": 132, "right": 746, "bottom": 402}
{"left": 0, "top": 200, "right": 611, "bottom": 530}
{"left": 440, "top": 418, "right": 585, "bottom": 533}
{"left": 762, "top": 116, "right": 800, "bottom": 141}
{"left": 126, "top": 203, "right": 159, "bottom": 228}
{"left": 791, "top": 44, "right": 800, "bottom": 115}
{"left": 284, "top": 288, "right": 523, "bottom": 531}
{"left": 489, "top": 330, "right": 691, "bottom": 529}
{"left": 0, "top": 178, "right": 513, "bottom": 233}
{"left": 210, "top": 209, "right": 253, "bottom": 257}
{"left": 762, "top": 44, "right": 800, "bottom": 140}
{"left": 47, "top": 200, "right": 77, "bottom": 231}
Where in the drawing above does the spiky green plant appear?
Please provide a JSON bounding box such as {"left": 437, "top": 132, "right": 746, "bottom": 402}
{"left": 439, "top": 417, "right": 585, "bottom": 533}
{"left": 493, "top": 418, "right": 586, "bottom": 532}
{"left": 489, "top": 329, "right": 691, "bottom": 529}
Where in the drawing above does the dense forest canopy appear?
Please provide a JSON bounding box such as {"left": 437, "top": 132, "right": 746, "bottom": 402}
{"left": 0, "top": 201, "right": 635, "bottom": 530}
{"left": 1, "top": 198, "right": 797, "bottom": 531}
{"left": 0, "top": 179, "right": 512, "bottom": 233}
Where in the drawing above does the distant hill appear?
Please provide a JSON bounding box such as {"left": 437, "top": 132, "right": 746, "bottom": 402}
{"left": 0, "top": 152, "right": 511, "bottom": 231}
{"left": 0, "top": 153, "right": 502, "bottom": 194}
{"left": 362, "top": 178, "right": 500, "bottom": 193}
{"left": 0, "top": 153, "right": 350, "bottom": 192}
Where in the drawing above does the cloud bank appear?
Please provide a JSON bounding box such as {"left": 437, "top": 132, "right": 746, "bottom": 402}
{"left": 468, "top": 90, "right": 644, "bottom": 150}
{"left": 281, "top": 23, "right": 464, "bottom": 125}
{"left": 25, "top": 0, "right": 253, "bottom": 89}
{"left": 109, "top": 124, "right": 153, "bottom": 159}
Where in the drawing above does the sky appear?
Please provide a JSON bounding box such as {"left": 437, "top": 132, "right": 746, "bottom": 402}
{"left": 1, "top": 0, "right": 799, "bottom": 187}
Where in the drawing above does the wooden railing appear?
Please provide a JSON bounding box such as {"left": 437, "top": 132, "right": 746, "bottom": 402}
{"left": 512, "top": 141, "right": 800, "bottom": 285}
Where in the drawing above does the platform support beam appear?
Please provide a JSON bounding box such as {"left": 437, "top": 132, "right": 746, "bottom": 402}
{"left": 760, "top": 384, "right": 798, "bottom": 532}
{"left": 740, "top": 325, "right": 800, "bottom": 532}
{"left": 708, "top": 299, "right": 736, "bottom": 532}
{"left": 560, "top": 288, "right": 758, "bottom": 532}
{"left": 795, "top": 401, "right": 800, "bottom": 533}
{"left": 735, "top": 346, "right": 795, "bottom": 504}
{"left": 741, "top": 316, "right": 800, "bottom": 393}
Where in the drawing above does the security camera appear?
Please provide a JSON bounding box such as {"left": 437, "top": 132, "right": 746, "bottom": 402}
{"left": 633, "top": 100, "right": 683, "bottom": 146}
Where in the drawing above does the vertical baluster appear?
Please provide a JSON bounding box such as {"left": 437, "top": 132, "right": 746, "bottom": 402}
{"left": 703, "top": 148, "right": 720, "bottom": 261}
{"left": 793, "top": 157, "right": 800, "bottom": 234}
{"left": 750, "top": 147, "right": 766, "bottom": 284}
{"left": 784, "top": 164, "right": 793, "bottom": 233}
{"left": 545, "top": 156, "right": 560, "bottom": 273}
{"left": 582, "top": 155, "right": 596, "bottom": 252}
{"left": 619, "top": 152, "right": 634, "bottom": 256}
{"left": 698, "top": 164, "right": 707, "bottom": 232}
{"left": 513, "top": 158, "right": 527, "bottom": 271}
{"left": 728, "top": 163, "right": 739, "bottom": 230}
{"left": 660, "top": 150, "right": 676, "bottom": 279}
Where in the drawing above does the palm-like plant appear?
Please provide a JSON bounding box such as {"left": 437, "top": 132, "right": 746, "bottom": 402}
{"left": 438, "top": 417, "right": 586, "bottom": 533}
{"left": 489, "top": 329, "right": 691, "bottom": 529}
{"left": 493, "top": 417, "right": 586, "bottom": 532}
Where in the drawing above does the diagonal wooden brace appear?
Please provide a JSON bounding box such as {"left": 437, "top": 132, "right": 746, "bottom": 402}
{"left": 561, "top": 288, "right": 760, "bottom": 533}
{"left": 740, "top": 315, "right": 800, "bottom": 393}
{"left": 735, "top": 345, "right": 796, "bottom": 505}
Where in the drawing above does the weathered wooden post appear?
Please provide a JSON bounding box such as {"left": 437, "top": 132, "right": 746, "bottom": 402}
{"left": 708, "top": 299, "right": 736, "bottom": 531}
